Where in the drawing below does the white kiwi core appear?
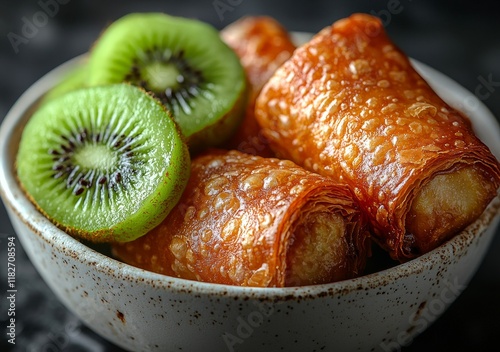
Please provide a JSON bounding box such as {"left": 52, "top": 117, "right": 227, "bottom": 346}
{"left": 143, "top": 62, "right": 181, "bottom": 92}
{"left": 73, "top": 145, "right": 118, "bottom": 172}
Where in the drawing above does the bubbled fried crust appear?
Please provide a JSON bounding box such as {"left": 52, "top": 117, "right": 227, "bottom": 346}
{"left": 221, "top": 16, "right": 296, "bottom": 157}
{"left": 221, "top": 16, "right": 296, "bottom": 95}
{"left": 255, "top": 13, "right": 500, "bottom": 261}
{"left": 112, "top": 149, "right": 370, "bottom": 287}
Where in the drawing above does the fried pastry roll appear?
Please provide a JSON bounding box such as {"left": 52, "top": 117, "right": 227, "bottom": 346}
{"left": 255, "top": 13, "right": 500, "bottom": 261}
{"left": 112, "top": 149, "right": 370, "bottom": 287}
{"left": 221, "top": 16, "right": 296, "bottom": 157}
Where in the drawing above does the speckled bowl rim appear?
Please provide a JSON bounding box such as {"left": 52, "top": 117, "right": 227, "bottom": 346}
{"left": 1, "top": 34, "right": 500, "bottom": 301}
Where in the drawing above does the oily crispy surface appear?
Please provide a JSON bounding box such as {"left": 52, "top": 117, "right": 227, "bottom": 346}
{"left": 221, "top": 16, "right": 296, "bottom": 157}
{"left": 112, "top": 149, "right": 369, "bottom": 287}
{"left": 221, "top": 15, "right": 296, "bottom": 96}
{"left": 255, "top": 13, "right": 500, "bottom": 260}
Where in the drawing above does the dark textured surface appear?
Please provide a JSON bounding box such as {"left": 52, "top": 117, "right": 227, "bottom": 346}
{"left": 1, "top": 0, "right": 500, "bottom": 351}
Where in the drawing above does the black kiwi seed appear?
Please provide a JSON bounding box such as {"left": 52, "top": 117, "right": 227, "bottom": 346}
{"left": 16, "top": 84, "right": 191, "bottom": 243}
{"left": 124, "top": 47, "right": 204, "bottom": 112}
{"left": 88, "top": 13, "right": 248, "bottom": 151}
{"left": 48, "top": 127, "right": 136, "bottom": 195}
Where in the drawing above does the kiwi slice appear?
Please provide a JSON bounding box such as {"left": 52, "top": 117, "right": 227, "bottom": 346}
{"left": 16, "top": 84, "right": 190, "bottom": 243}
{"left": 87, "top": 12, "right": 247, "bottom": 151}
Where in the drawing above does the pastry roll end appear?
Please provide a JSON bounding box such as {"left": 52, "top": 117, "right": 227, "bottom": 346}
{"left": 254, "top": 13, "right": 500, "bottom": 261}
{"left": 112, "top": 150, "right": 371, "bottom": 287}
{"left": 404, "top": 165, "right": 499, "bottom": 255}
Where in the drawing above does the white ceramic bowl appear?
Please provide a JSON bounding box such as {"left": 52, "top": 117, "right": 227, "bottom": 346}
{"left": 1, "top": 49, "right": 500, "bottom": 351}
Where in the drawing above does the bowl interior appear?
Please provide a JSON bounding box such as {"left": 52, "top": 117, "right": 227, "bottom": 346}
{"left": 1, "top": 47, "right": 500, "bottom": 299}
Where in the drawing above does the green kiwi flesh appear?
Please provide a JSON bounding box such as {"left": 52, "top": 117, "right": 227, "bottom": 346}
{"left": 87, "top": 12, "right": 247, "bottom": 151}
{"left": 16, "top": 84, "right": 190, "bottom": 242}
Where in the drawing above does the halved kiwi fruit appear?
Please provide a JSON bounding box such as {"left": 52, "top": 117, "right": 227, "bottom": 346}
{"left": 16, "top": 84, "right": 190, "bottom": 243}
{"left": 87, "top": 13, "right": 248, "bottom": 151}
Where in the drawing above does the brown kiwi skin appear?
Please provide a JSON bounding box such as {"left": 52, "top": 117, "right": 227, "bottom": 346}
{"left": 188, "top": 80, "right": 249, "bottom": 155}
{"left": 86, "top": 13, "right": 249, "bottom": 155}
{"left": 16, "top": 84, "right": 191, "bottom": 243}
{"left": 87, "top": 89, "right": 191, "bottom": 243}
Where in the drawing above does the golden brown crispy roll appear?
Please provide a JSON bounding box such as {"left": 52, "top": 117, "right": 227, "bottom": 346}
{"left": 112, "top": 149, "right": 370, "bottom": 287}
{"left": 254, "top": 13, "right": 500, "bottom": 261}
{"left": 221, "top": 16, "right": 296, "bottom": 157}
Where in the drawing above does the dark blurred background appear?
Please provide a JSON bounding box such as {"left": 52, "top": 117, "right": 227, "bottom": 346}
{"left": 1, "top": 0, "right": 500, "bottom": 351}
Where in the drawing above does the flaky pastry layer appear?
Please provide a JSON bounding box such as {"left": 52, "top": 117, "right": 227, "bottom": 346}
{"left": 255, "top": 13, "right": 500, "bottom": 260}
{"left": 112, "top": 149, "right": 370, "bottom": 287}
{"left": 221, "top": 16, "right": 296, "bottom": 157}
